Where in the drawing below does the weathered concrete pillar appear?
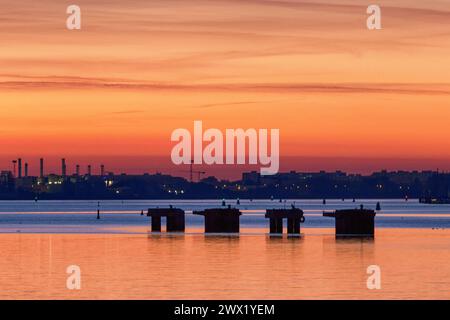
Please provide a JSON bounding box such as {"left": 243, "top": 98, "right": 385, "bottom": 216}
{"left": 323, "top": 209, "right": 376, "bottom": 237}
{"left": 148, "top": 208, "right": 185, "bottom": 233}
{"left": 266, "top": 207, "right": 304, "bottom": 236}
{"left": 194, "top": 208, "right": 242, "bottom": 233}
{"left": 287, "top": 217, "right": 300, "bottom": 234}
{"left": 204, "top": 214, "right": 239, "bottom": 233}
{"left": 269, "top": 218, "right": 283, "bottom": 234}
{"left": 151, "top": 216, "right": 161, "bottom": 232}
{"left": 167, "top": 215, "right": 185, "bottom": 232}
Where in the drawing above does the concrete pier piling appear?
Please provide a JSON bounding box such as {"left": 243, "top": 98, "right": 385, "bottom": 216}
{"left": 193, "top": 207, "right": 242, "bottom": 233}
{"left": 147, "top": 207, "right": 185, "bottom": 232}
{"left": 323, "top": 209, "right": 376, "bottom": 237}
{"left": 265, "top": 207, "right": 305, "bottom": 235}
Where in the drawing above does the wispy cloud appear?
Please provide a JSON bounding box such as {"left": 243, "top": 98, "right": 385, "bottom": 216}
{"left": 106, "top": 110, "right": 144, "bottom": 115}
{"left": 1, "top": 75, "right": 450, "bottom": 96}
{"left": 193, "top": 101, "right": 268, "bottom": 109}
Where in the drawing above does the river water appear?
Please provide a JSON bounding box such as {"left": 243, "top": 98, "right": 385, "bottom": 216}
{"left": 0, "top": 199, "right": 449, "bottom": 299}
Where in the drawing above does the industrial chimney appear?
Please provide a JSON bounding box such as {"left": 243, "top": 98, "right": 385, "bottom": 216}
{"left": 24, "top": 163, "right": 28, "bottom": 178}
{"left": 40, "top": 158, "right": 44, "bottom": 178}
{"left": 100, "top": 164, "right": 105, "bottom": 177}
{"left": 87, "top": 165, "right": 92, "bottom": 176}
{"left": 76, "top": 165, "right": 80, "bottom": 176}
{"left": 18, "top": 158, "right": 22, "bottom": 178}
{"left": 61, "top": 158, "right": 67, "bottom": 177}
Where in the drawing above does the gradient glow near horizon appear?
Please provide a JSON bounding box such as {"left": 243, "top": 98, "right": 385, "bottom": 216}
{"left": 1, "top": 0, "right": 450, "bottom": 177}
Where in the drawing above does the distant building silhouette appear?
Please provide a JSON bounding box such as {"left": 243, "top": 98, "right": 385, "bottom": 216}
{"left": 0, "top": 157, "right": 449, "bottom": 200}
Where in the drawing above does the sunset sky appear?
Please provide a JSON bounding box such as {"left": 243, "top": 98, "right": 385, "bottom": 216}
{"left": 1, "top": 0, "right": 450, "bottom": 178}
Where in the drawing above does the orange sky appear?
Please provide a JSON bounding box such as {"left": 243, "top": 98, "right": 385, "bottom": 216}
{"left": 1, "top": 0, "right": 450, "bottom": 177}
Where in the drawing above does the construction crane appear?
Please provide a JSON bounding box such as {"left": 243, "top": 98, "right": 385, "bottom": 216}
{"left": 180, "top": 160, "right": 206, "bottom": 182}
{"left": 181, "top": 169, "right": 206, "bottom": 182}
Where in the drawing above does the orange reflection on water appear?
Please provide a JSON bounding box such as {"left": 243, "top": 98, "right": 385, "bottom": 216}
{"left": 0, "top": 228, "right": 449, "bottom": 299}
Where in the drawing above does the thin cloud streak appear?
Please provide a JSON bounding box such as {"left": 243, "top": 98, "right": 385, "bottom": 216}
{"left": 1, "top": 77, "right": 450, "bottom": 96}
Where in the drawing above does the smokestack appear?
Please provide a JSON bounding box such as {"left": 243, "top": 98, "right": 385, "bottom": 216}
{"left": 40, "top": 158, "right": 44, "bottom": 178}
{"left": 24, "top": 163, "right": 28, "bottom": 178}
{"left": 100, "top": 164, "right": 105, "bottom": 177}
{"left": 76, "top": 165, "right": 80, "bottom": 176}
{"left": 61, "top": 158, "right": 67, "bottom": 177}
{"left": 87, "top": 165, "right": 91, "bottom": 176}
{"left": 18, "top": 158, "right": 22, "bottom": 178}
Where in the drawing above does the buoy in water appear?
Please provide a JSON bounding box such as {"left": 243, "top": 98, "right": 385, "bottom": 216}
{"left": 376, "top": 202, "right": 381, "bottom": 211}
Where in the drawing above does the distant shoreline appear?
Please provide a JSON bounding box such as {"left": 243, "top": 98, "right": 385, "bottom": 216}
{"left": 2, "top": 169, "right": 449, "bottom": 201}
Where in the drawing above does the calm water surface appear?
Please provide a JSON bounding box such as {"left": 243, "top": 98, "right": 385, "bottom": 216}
{"left": 1, "top": 199, "right": 450, "bottom": 232}
{"left": 0, "top": 200, "right": 449, "bottom": 299}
